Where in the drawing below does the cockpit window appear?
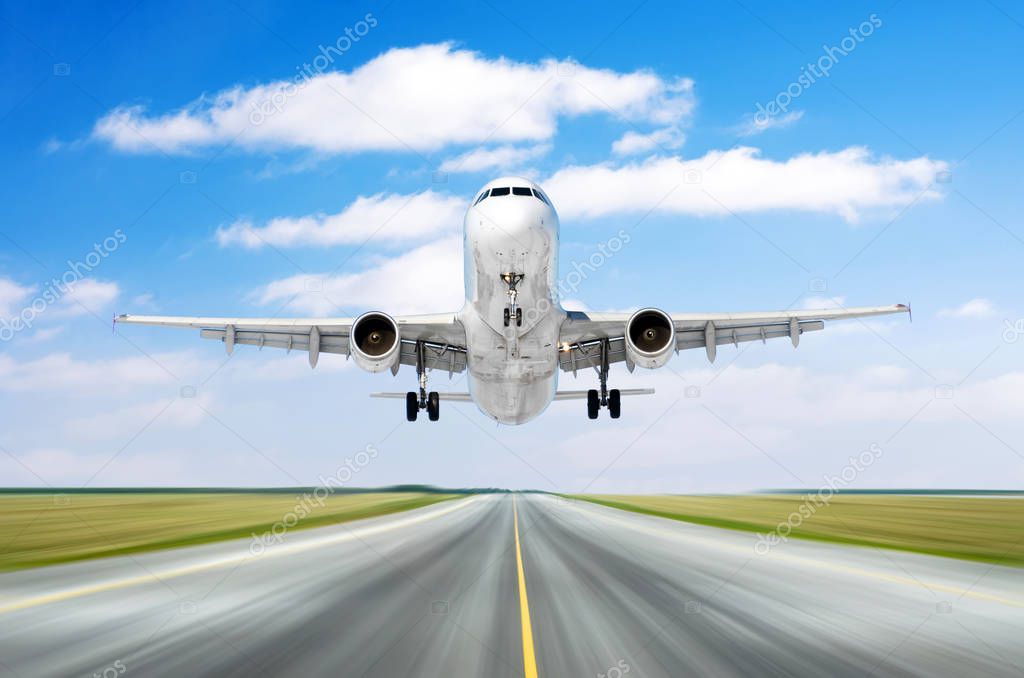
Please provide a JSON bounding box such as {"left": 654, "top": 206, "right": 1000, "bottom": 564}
{"left": 476, "top": 186, "right": 547, "bottom": 204}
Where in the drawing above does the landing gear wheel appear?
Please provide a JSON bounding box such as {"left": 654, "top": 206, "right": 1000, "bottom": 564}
{"left": 608, "top": 389, "right": 621, "bottom": 419}
{"left": 406, "top": 392, "right": 418, "bottom": 422}
{"left": 587, "top": 389, "right": 600, "bottom": 419}
{"left": 503, "top": 308, "right": 510, "bottom": 327}
{"left": 515, "top": 308, "right": 523, "bottom": 327}
{"left": 427, "top": 391, "right": 440, "bottom": 421}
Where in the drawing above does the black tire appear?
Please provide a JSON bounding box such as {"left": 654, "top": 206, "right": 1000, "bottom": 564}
{"left": 503, "top": 308, "right": 510, "bottom": 327}
{"left": 608, "top": 389, "right": 621, "bottom": 419}
{"left": 406, "top": 392, "right": 418, "bottom": 422}
{"left": 427, "top": 391, "right": 440, "bottom": 421}
{"left": 516, "top": 308, "right": 523, "bottom": 326}
{"left": 587, "top": 389, "right": 600, "bottom": 419}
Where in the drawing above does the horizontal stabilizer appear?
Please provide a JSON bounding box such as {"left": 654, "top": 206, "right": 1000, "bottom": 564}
{"left": 553, "top": 388, "right": 655, "bottom": 400}
{"left": 370, "top": 392, "right": 473, "bottom": 402}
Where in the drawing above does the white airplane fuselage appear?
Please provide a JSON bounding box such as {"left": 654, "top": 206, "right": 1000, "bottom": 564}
{"left": 459, "top": 178, "right": 565, "bottom": 424}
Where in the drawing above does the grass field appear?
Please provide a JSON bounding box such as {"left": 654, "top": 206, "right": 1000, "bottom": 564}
{"left": 0, "top": 491, "right": 456, "bottom": 572}
{"left": 572, "top": 494, "right": 1024, "bottom": 566}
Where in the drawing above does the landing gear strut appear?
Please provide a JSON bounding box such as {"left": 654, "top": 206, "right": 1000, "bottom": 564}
{"left": 406, "top": 341, "right": 440, "bottom": 422}
{"left": 587, "top": 338, "right": 621, "bottom": 420}
{"left": 501, "top": 272, "right": 524, "bottom": 327}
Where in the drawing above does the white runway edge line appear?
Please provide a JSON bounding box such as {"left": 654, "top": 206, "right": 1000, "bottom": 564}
{"left": 0, "top": 496, "right": 479, "bottom": 615}
{"left": 564, "top": 499, "right": 1024, "bottom": 609}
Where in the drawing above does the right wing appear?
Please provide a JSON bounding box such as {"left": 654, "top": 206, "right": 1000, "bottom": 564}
{"left": 115, "top": 313, "right": 468, "bottom": 374}
{"left": 557, "top": 304, "right": 909, "bottom": 373}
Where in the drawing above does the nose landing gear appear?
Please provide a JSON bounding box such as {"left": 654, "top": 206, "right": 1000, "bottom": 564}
{"left": 500, "top": 272, "right": 524, "bottom": 327}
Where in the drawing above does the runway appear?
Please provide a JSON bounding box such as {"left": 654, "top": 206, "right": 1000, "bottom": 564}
{"left": 1, "top": 494, "right": 1022, "bottom": 677}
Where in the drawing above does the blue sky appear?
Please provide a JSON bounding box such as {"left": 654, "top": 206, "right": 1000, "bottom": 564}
{"left": 1, "top": 0, "right": 1022, "bottom": 491}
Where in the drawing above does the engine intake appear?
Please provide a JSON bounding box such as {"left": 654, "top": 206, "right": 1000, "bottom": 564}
{"left": 625, "top": 308, "right": 675, "bottom": 369}
{"left": 351, "top": 312, "right": 401, "bottom": 373}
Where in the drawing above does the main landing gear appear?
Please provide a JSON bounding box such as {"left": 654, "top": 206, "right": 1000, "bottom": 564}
{"left": 406, "top": 341, "right": 440, "bottom": 422}
{"left": 501, "top": 272, "right": 524, "bottom": 327}
{"left": 587, "top": 338, "right": 621, "bottom": 420}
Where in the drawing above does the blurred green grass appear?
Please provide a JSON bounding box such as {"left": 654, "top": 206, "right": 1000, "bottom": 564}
{"left": 0, "top": 492, "right": 455, "bottom": 571}
{"left": 572, "top": 494, "right": 1024, "bottom": 566}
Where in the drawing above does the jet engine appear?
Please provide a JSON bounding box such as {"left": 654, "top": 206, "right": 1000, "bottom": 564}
{"left": 624, "top": 308, "right": 675, "bottom": 369}
{"left": 351, "top": 312, "right": 401, "bottom": 373}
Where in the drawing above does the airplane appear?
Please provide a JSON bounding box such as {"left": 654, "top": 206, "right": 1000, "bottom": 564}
{"left": 116, "top": 176, "right": 909, "bottom": 425}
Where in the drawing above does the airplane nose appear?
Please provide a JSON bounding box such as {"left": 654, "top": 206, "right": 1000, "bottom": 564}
{"left": 468, "top": 199, "right": 552, "bottom": 244}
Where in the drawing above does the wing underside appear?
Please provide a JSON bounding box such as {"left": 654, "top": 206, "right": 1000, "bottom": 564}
{"left": 116, "top": 313, "right": 468, "bottom": 374}
{"left": 557, "top": 304, "right": 908, "bottom": 374}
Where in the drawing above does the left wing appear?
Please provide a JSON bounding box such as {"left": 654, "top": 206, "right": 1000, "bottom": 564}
{"left": 557, "top": 304, "right": 909, "bottom": 373}
{"left": 115, "top": 313, "right": 468, "bottom": 374}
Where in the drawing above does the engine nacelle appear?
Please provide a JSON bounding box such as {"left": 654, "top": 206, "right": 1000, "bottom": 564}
{"left": 350, "top": 312, "right": 401, "bottom": 373}
{"left": 625, "top": 308, "right": 675, "bottom": 369}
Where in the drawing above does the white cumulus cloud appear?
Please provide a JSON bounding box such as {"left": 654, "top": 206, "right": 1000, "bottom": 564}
{"left": 0, "top": 277, "right": 34, "bottom": 317}
{"left": 0, "top": 351, "right": 204, "bottom": 394}
{"left": 253, "top": 237, "right": 464, "bottom": 315}
{"left": 737, "top": 110, "right": 804, "bottom": 137}
{"left": 439, "top": 144, "right": 551, "bottom": 174}
{"left": 92, "top": 43, "right": 695, "bottom": 155}
{"left": 611, "top": 126, "right": 685, "bottom": 156}
{"left": 0, "top": 277, "right": 119, "bottom": 326}
{"left": 544, "top": 146, "right": 947, "bottom": 222}
{"left": 216, "top": 191, "right": 463, "bottom": 249}
{"left": 58, "top": 279, "right": 120, "bottom": 316}
{"left": 938, "top": 298, "right": 996, "bottom": 318}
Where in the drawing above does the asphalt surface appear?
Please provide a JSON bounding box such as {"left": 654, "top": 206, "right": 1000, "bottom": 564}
{"left": 1, "top": 494, "right": 1022, "bottom": 677}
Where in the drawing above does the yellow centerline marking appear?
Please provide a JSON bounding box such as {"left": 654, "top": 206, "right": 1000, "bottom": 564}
{"left": 513, "top": 495, "right": 539, "bottom": 678}
{"left": 0, "top": 497, "right": 476, "bottom": 615}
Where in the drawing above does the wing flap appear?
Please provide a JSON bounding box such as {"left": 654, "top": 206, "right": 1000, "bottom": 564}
{"left": 557, "top": 337, "right": 627, "bottom": 373}
{"left": 199, "top": 329, "right": 351, "bottom": 355}
{"left": 676, "top": 320, "right": 824, "bottom": 350}
{"left": 397, "top": 340, "right": 467, "bottom": 374}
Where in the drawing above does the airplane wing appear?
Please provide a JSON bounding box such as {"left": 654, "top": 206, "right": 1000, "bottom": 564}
{"left": 115, "top": 313, "right": 468, "bottom": 374}
{"left": 556, "top": 304, "right": 910, "bottom": 374}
